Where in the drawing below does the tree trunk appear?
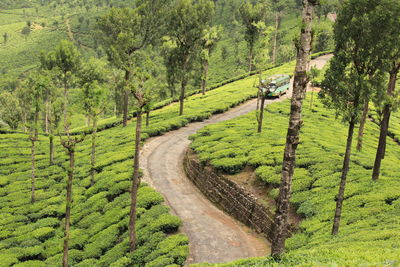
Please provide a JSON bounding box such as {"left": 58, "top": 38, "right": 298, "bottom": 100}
{"left": 257, "top": 96, "right": 266, "bottom": 133}
{"left": 248, "top": 45, "right": 253, "bottom": 73}
{"left": 31, "top": 138, "right": 36, "bottom": 203}
{"left": 90, "top": 117, "right": 97, "bottom": 186}
{"left": 23, "top": 113, "right": 27, "bottom": 133}
{"left": 271, "top": 0, "right": 315, "bottom": 258}
{"left": 129, "top": 110, "right": 142, "bottom": 252}
{"left": 146, "top": 111, "right": 150, "bottom": 127}
{"left": 356, "top": 102, "right": 369, "bottom": 152}
{"left": 49, "top": 134, "right": 54, "bottom": 165}
{"left": 63, "top": 74, "right": 69, "bottom": 133}
{"left": 31, "top": 108, "right": 39, "bottom": 203}
{"left": 201, "top": 60, "right": 209, "bottom": 95}
{"left": 372, "top": 70, "right": 398, "bottom": 180}
{"left": 45, "top": 101, "right": 49, "bottom": 134}
{"left": 63, "top": 147, "right": 75, "bottom": 267}
{"left": 272, "top": 12, "right": 279, "bottom": 65}
{"left": 179, "top": 59, "right": 188, "bottom": 116}
{"left": 332, "top": 119, "right": 356, "bottom": 235}
{"left": 123, "top": 70, "right": 130, "bottom": 127}
{"left": 256, "top": 90, "right": 260, "bottom": 111}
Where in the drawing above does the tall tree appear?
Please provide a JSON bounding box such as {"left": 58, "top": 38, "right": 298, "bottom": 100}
{"left": 321, "top": 0, "right": 384, "bottom": 234}
{"left": 41, "top": 41, "right": 83, "bottom": 267}
{"left": 239, "top": 1, "right": 268, "bottom": 72}
{"left": 161, "top": 37, "right": 180, "bottom": 98}
{"left": 127, "top": 52, "right": 157, "bottom": 252}
{"left": 79, "top": 58, "right": 108, "bottom": 186}
{"left": 271, "top": 0, "right": 316, "bottom": 257}
{"left": 97, "top": 0, "right": 170, "bottom": 126}
{"left": 60, "top": 134, "right": 84, "bottom": 267}
{"left": 371, "top": 0, "right": 400, "bottom": 180}
{"left": 271, "top": 0, "right": 287, "bottom": 65}
{"left": 200, "top": 25, "right": 222, "bottom": 95}
{"left": 166, "top": 0, "right": 214, "bottom": 116}
{"left": 22, "top": 73, "right": 49, "bottom": 203}
{"left": 322, "top": 56, "right": 370, "bottom": 235}
{"left": 39, "top": 71, "right": 62, "bottom": 165}
{"left": 40, "top": 40, "right": 81, "bottom": 132}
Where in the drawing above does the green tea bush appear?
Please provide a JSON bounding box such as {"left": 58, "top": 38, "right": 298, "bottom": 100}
{"left": 190, "top": 96, "right": 400, "bottom": 265}
{"left": 0, "top": 56, "right": 302, "bottom": 266}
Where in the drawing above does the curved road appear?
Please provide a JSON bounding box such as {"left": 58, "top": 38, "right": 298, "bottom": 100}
{"left": 140, "top": 54, "right": 332, "bottom": 264}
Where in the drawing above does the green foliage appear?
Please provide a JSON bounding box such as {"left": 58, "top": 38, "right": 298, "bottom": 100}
{"left": 0, "top": 91, "right": 21, "bottom": 129}
{"left": 238, "top": 1, "right": 268, "bottom": 70}
{"left": 190, "top": 96, "right": 400, "bottom": 265}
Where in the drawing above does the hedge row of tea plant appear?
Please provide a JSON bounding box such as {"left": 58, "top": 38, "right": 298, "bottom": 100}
{"left": 0, "top": 60, "right": 299, "bottom": 266}
{"left": 0, "top": 132, "right": 189, "bottom": 267}
{"left": 189, "top": 97, "right": 400, "bottom": 265}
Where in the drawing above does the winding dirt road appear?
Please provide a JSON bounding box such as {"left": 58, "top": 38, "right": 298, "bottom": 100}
{"left": 140, "top": 54, "right": 332, "bottom": 264}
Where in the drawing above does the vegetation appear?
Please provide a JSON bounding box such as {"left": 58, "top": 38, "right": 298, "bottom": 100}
{"left": 8, "top": 0, "right": 400, "bottom": 266}
{"left": 0, "top": 44, "right": 299, "bottom": 265}
{"left": 190, "top": 96, "right": 400, "bottom": 265}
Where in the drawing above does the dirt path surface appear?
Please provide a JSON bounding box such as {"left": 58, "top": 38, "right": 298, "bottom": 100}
{"left": 140, "top": 55, "right": 332, "bottom": 264}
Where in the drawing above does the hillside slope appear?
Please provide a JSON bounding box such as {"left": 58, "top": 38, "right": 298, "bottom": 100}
{"left": 190, "top": 96, "right": 400, "bottom": 266}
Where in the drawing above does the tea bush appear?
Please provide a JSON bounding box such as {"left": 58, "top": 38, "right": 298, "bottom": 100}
{"left": 190, "top": 96, "right": 400, "bottom": 265}
{"left": 0, "top": 55, "right": 320, "bottom": 265}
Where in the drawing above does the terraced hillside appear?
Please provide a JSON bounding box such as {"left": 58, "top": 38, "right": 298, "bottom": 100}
{"left": 189, "top": 96, "right": 400, "bottom": 266}
{"left": 0, "top": 57, "right": 302, "bottom": 266}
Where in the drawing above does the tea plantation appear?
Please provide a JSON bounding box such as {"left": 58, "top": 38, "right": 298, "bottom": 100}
{"left": 190, "top": 97, "right": 400, "bottom": 266}
{"left": 0, "top": 60, "right": 299, "bottom": 266}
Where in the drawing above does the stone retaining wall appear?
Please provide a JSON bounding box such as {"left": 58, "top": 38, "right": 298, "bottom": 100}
{"left": 184, "top": 149, "right": 275, "bottom": 241}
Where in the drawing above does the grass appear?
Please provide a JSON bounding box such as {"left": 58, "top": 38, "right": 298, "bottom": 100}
{"left": 189, "top": 96, "right": 400, "bottom": 266}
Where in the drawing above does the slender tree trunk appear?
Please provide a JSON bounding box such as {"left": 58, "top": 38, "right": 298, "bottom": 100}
{"left": 23, "top": 113, "right": 27, "bottom": 133}
{"left": 31, "top": 109, "right": 39, "bottom": 203}
{"left": 356, "top": 102, "right": 369, "bottom": 152}
{"left": 248, "top": 45, "right": 253, "bottom": 73}
{"left": 129, "top": 110, "right": 142, "bottom": 252}
{"left": 332, "top": 119, "right": 356, "bottom": 235}
{"left": 257, "top": 96, "right": 266, "bottom": 133}
{"left": 201, "top": 60, "right": 209, "bottom": 95}
{"left": 146, "top": 111, "right": 150, "bottom": 127}
{"left": 63, "top": 74, "right": 69, "bottom": 133}
{"left": 372, "top": 70, "right": 398, "bottom": 180}
{"left": 256, "top": 90, "right": 260, "bottom": 111}
{"left": 45, "top": 101, "right": 49, "bottom": 133}
{"left": 272, "top": 12, "right": 279, "bottom": 65}
{"left": 31, "top": 138, "right": 36, "bottom": 203}
{"left": 271, "top": 0, "right": 315, "bottom": 258}
{"left": 90, "top": 117, "right": 97, "bottom": 186}
{"left": 123, "top": 70, "right": 130, "bottom": 127}
{"left": 49, "top": 133, "right": 54, "bottom": 165}
{"left": 179, "top": 59, "right": 188, "bottom": 116}
{"left": 63, "top": 147, "right": 75, "bottom": 267}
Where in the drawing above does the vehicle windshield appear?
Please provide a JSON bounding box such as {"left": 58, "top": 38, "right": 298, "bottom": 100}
{"left": 269, "top": 83, "right": 276, "bottom": 90}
